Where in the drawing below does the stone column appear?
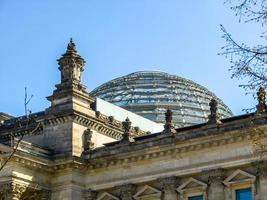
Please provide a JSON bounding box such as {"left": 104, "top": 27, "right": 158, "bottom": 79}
{"left": 119, "top": 184, "right": 136, "bottom": 200}
{"left": 159, "top": 176, "right": 179, "bottom": 200}
{"left": 84, "top": 189, "right": 97, "bottom": 200}
{"left": 255, "top": 161, "right": 267, "bottom": 200}
{"left": 0, "top": 182, "right": 27, "bottom": 200}
{"left": 207, "top": 169, "right": 225, "bottom": 200}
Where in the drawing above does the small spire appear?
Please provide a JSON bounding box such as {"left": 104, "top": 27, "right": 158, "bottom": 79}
{"left": 256, "top": 87, "right": 267, "bottom": 113}
{"left": 164, "top": 109, "right": 176, "bottom": 134}
{"left": 121, "top": 117, "right": 131, "bottom": 142}
{"left": 56, "top": 38, "right": 86, "bottom": 84}
{"left": 208, "top": 98, "right": 221, "bottom": 124}
{"left": 67, "top": 38, "right": 77, "bottom": 53}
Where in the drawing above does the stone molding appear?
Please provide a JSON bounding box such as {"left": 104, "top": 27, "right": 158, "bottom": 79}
{"left": 96, "top": 192, "right": 119, "bottom": 200}
{"left": 2, "top": 122, "right": 267, "bottom": 174}
{"left": 43, "top": 113, "right": 146, "bottom": 141}
{"left": 133, "top": 185, "right": 161, "bottom": 200}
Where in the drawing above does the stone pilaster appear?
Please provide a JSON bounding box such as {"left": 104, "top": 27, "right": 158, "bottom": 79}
{"left": 207, "top": 168, "right": 225, "bottom": 200}
{"left": 159, "top": 176, "right": 179, "bottom": 200}
{"left": 84, "top": 189, "right": 97, "bottom": 200}
{"left": 254, "top": 161, "right": 267, "bottom": 200}
{"left": 0, "top": 182, "right": 27, "bottom": 200}
{"left": 119, "top": 183, "right": 136, "bottom": 200}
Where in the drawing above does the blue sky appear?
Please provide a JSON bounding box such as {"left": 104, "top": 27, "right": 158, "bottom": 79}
{"left": 0, "top": 0, "right": 264, "bottom": 116}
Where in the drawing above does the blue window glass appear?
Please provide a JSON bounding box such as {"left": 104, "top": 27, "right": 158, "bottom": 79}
{"left": 236, "top": 188, "right": 252, "bottom": 200}
{"left": 189, "top": 196, "right": 203, "bottom": 200}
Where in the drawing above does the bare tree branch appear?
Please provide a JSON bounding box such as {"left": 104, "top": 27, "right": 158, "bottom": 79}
{"left": 226, "top": 0, "right": 267, "bottom": 25}
{"left": 220, "top": 24, "right": 267, "bottom": 92}
{"left": 0, "top": 88, "right": 37, "bottom": 171}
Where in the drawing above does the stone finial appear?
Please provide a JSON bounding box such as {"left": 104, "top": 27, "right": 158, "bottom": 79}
{"left": 83, "top": 128, "right": 94, "bottom": 152}
{"left": 164, "top": 109, "right": 176, "bottom": 134}
{"left": 208, "top": 98, "right": 221, "bottom": 124}
{"left": 121, "top": 117, "right": 131, "bottom": 142}
{"left": 57, "top": 38, "right": 85, "bottom": 84}
{"left": 256, "top": 87, "right": 267, "bottom": 113}
{"left": 67, "top": 38, "right": 77, "bottom": 53}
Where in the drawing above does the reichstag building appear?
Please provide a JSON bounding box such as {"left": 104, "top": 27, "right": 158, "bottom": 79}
{"left": 0, "top": 40, "right": 266, "bottom": 200}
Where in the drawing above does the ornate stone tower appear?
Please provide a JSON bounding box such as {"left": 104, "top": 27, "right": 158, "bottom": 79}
{"left": 46, "top": 38, "right": 94, "bottom": 116}
{"left": 43, "top": 39, "right": 96, "bottom": 157}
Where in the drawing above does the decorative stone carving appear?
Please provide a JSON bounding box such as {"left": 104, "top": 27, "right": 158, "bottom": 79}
{"left": 108, "top": 116, "right": 114, "bottom": 124}
{"left": 208, "top": 98, "right": 221, "bottom": 124}
{"left": 256, "top": 87, "right": 267, "bottom": 113}
{"left": 207, "top": 168, "right": 225, "bottom": 184}
{"left": 83, "top": 128, "right": 94, "bottom": 152}
{"left": 206, "top": 168, "right": 225, "bottom": 200}
{"left": 119, "top": 184, "right": 136, "bottom": 200}
{"left": 121, "top": 117, "right": 131, "bottom": 142}
{"left": 84, "top": 189, "right": 97, "bottom": 200}
{"left": 158, "top": 176, "right": 179, "bottom": 200}
{"left": 163, "top": 109, "right": 176, "bottom": 134}
{"left": 24, "top": 189, "right": 51, "bottom": 200}
{"left": 58, "top": 38, "right": 85, "bottom": 85}
{"left": 0, "top": 182, "right": 27, "bottom": 200}
{"left": 159, "top": 176, "right": 179, "bottom": 192}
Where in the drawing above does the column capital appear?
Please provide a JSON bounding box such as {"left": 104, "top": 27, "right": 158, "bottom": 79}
{"left": 158, "top": 176, "right": 180, "bottom": 191}
{"left": 252, "top": 160, "right": 267, "bottom": 178}
{"left": 84, "top": 188, "right": 97, "bottom": 200}
{"left": 118, "top": 183, "right": 136, "bottom": 200}
{"left": 0, "top": 182, "right": 27, "bottom": 200}
{"left": 204, "top": 168, "right": 225, "bottom": 184}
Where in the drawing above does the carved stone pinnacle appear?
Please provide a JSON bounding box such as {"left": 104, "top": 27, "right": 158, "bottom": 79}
{"left": 208, "top": 98, "right": 221, "bottom": 124}
{"left": 121, "top": 117, "right": 131, "bottom": 142}
{"left": 256, "top": 87, "right": 267, "bottom": 113}
{"left": 164, "top": 109, "right": 176, "bottom": 134}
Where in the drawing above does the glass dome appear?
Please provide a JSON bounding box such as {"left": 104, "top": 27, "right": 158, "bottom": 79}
{"left": 90, "top": 71, "right": 233, "bottom": 127}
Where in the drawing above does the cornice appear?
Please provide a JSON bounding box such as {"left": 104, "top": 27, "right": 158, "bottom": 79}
{"left": 1, "top": 113, "right": 267, "bottom": 175}
{"left": 1, "top": 128, "right": 266, "bottom": 176}
{"left": 43, "top": 111, "right": 147, "bottom": 140}
{"left": 85, "top": 125, "right": 267, "bottom": 170}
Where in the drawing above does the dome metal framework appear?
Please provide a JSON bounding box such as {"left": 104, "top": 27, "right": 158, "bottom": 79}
{"left": 90, "top": 71, "right": 233, "bottom": 127}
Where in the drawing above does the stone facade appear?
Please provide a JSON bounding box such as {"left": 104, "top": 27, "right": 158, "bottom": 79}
{"left": 0, "top": 40, "right": 267, "bottom": 199}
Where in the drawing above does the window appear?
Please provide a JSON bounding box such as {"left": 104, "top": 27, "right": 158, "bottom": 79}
{"left": 177, "top": 178, "right": 207, "bottom": 200}
{"left": 236, "top": 188, "right": 252, "bottom": 200}
{"left": 189, "top": 195, "right": 203, "bottom": 200}
{"left": 223, "top": 170, "right": 256, "bottom": 200}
